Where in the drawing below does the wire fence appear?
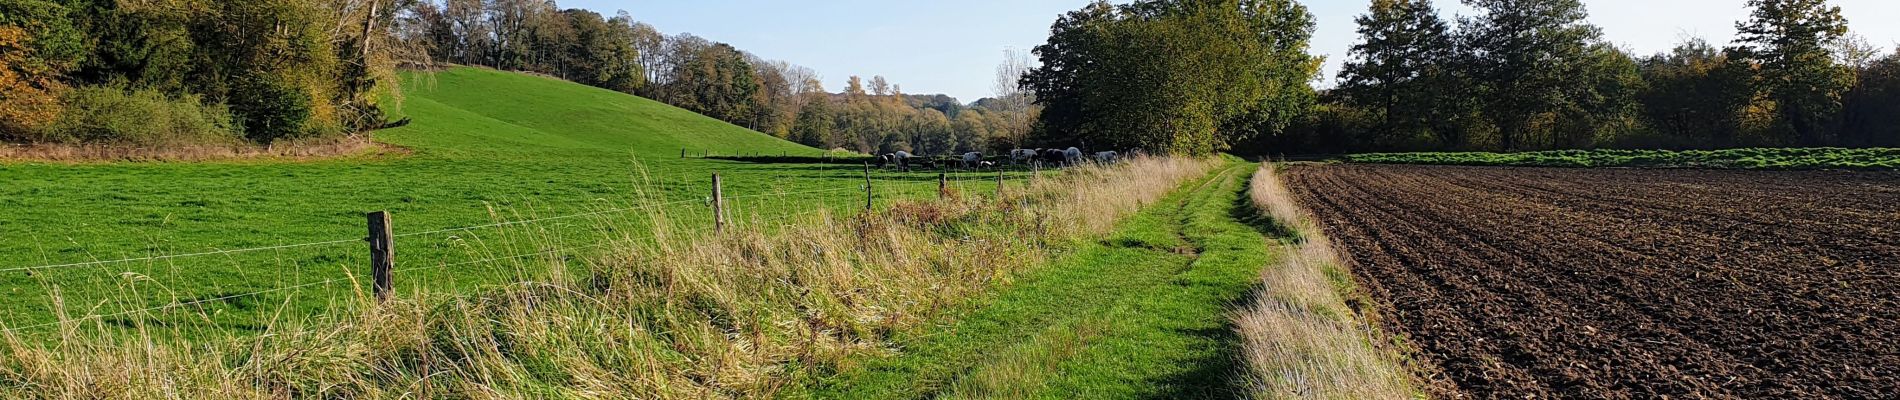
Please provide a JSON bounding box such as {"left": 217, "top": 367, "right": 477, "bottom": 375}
{"left": 0, "top": 174, "right": 1001, "bottom": 334}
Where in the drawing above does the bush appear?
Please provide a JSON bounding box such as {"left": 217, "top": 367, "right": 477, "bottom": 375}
{"left": 230, "top": 75, "right": 315, "bottom": 143}
{"left": 38, "top": 86, "right": 241, "bottom": 145}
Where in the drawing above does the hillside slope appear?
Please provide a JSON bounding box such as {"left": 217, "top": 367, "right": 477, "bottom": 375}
{"left": 0, "top": 68, "right": 841, "bottom": 334}
{"left": 383, "top": 67, "right": 815, "bottom": 157}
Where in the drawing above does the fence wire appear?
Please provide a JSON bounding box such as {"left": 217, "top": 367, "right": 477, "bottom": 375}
{"left": 0, "top": 175, "right": 1016, "bottom": 334}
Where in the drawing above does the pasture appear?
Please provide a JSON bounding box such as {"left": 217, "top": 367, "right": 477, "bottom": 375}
{"left": 1283, "top": 164, "right": 1900, "bottom": 398}
{"left": 0, "top": 68, "right": 1017, "bottom": 337}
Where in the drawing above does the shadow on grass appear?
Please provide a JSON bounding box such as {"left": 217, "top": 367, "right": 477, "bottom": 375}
{"left": 1231, "top": 173, "right": 1302, "bottom": 243}
{"left": 1141, "top": 280, "right": 1266, "bottom": 400}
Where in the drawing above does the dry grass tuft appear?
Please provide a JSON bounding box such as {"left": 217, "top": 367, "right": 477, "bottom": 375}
{"left": 0, "top": 135, "right": 399, "bottom": 163}
{"left": 1235, "top": 163, "right": 1420, "bottom": 400}
{"left": 0, "top": 156, "right": 1211, "bottom": 399}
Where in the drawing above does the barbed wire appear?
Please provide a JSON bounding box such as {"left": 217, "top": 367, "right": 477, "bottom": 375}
{"left": 0, "top": 202, "right": 857, "bottom": 335}
{"left": 0, "top": 180, "right": 945, "bottom": 333}
{"left": 0, "top": 240, "right": 629, "bottom": 334}
{"left": 0, "top": 238, "right": 363, "bottom": 275}
{"left": 0, "top": 188, "right": 855, "bottom": 275}
{"left": 394, "top": 198, "right": 703, "bottom": 238}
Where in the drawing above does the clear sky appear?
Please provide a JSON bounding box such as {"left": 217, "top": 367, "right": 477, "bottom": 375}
{"left": 566, "top": 0, "right": 1900, "bottom": 102}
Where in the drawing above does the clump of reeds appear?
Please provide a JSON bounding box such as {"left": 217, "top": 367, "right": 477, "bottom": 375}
{"left": 0, "top": 156, "right": 1211, "bottom": 399}
{"left": 1233, "top": 163, "right": 1419, "bottom": 399}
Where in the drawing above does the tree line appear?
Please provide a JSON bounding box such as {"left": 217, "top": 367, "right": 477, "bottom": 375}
{"left": 402, "top": 0, "right": 1038, "bottom": 156}
{"left": 14, "top": 0, "right": 1889, "bottom": 156}
{"left": 0, "top": 0, "right": 1037, "bottom": 155}
{"left": 1024, "top": 0, "right": 1900, "bottom": 155}
{"left": 0, "top": 0, "right": 418, "bottom": 145}
{"left": 1022, "top": 0, "right": 1321, "bottom": 156}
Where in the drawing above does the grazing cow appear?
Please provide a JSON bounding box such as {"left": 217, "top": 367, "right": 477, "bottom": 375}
{"left": 1009, "top": 149, "right": 1038, "bottom": 165}
{"left": 1094, "top": 151, "right": 1120, "bottom": 164}
{"left": 879, "top": 151, "right": 915, "bottom": 172}
{"left": 1063, "top": 147, "right": 1084, "bottom": 166}
{"left": 961, "top": 152, "right": 984, "bottom": 170}
{"left": 1039, "top": 148, "right": 1068, "bottom": 167}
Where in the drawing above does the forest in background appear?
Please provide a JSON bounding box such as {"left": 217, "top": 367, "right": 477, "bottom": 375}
{"left": 1284, "top": 0, "right": 1898, "bottom": 154}
{"left": 402, "top": 0, "right": 1039, "bottom": 156}
{"left": 1024, "top": 0, "right": 1900, "bottom": 156}
{"left": 0, "top": 0, "right": 417, "bottom": 146}
{"left": 0, "top": 0, "right": 1038, "bottom": 155}
{"left": 4, "top": 0, "right": 1898, "bottom": 157}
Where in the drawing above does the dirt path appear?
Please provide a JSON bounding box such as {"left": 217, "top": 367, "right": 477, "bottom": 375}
{"left": 1285, "top": 164, "right": 1900, "bottom": 399}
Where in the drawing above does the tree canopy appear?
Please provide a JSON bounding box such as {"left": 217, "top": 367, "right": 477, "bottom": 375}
{"left": 1023, "top": 0, "right": 1321, "bottom": 155}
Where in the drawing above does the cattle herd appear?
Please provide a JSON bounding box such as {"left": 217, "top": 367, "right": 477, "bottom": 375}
{"left": 874, "top": 147, "right": 1126, "bottom": 172}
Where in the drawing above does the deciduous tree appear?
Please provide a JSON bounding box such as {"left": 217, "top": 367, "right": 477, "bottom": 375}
{"left": 1731, "top": 0, "right": 1853, "bottom": 146}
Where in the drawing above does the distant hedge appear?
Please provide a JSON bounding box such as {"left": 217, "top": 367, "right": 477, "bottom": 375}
{"left": 1342, "top": 148, "right": 1900, "bottom": 170}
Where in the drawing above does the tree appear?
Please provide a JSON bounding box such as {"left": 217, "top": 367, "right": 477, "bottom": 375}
{"left": 1636, "top": 39, "right": 1754, "bottom": 147}
{"left": 993, "top": 48, "right": 1033, "bottom": 107}
{"left": 1023, "top": 0, "right": 1319, "bottom": 155}
{"left": 746, "top": 53, "right": 792, "bottom": 136}
{"left": 0, "top": 26, "right": 67, "bottom": 138}
{"left": 0, "top": 0, "right": 82, "bottom": 138}
{"left": 1841, "top": 49, "right": 1900, "bottom": 146}
{"left": 790, "top": 79, "right": 835, "bottom": 148}
{"left": 651, "top": 36, "right": 758, "bottom": 126}
{"left": 869, "top": 75, "right": 891, "bottom": 97}
{"left": 1731, "top": 0, "right": 1852, "bottom": 146}
{"left": 443, "top": 0, "right": 492, "bottom": 65}
{"left": 1336, "top": 0, "right": 1459, "bottom": 148}
{"left": 1460, "top": 0, "right": 1604, "bottom": 150}
{"left": 1552, "top": 43, "right": 1643, "bottom": 148}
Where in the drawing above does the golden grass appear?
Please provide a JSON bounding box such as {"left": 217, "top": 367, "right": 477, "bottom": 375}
{"left": 0, "top": 156, "right": 1212, "bottom": 399}
{"left": 0, "top": 135, "right": 398, "bottom": 163}
{"left": 1235, "top": 163, "right": 1420, "bottom": 400}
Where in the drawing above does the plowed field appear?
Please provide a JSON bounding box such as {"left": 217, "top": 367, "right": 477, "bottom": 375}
{"left": 1284, "top": 164, "right": 1900, "bottom": 399}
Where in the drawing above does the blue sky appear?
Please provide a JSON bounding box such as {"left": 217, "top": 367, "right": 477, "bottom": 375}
{"left": 567, "top": 0, "right": 1900, "bottom": 102}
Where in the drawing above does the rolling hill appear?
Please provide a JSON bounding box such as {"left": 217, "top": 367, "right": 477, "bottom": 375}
{"left": 0, "top": 67, "right": 881, "bottom": 334}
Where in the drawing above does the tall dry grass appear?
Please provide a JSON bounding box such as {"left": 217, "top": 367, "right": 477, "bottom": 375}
{"left": 1235, "top": 163, "right": 1420, "bottom": 399}
{"left": 0, "top": 156, "right": 1211, "bottom": 399}
{"left": 0, "top": 135, "right": 395, "bottom": 163}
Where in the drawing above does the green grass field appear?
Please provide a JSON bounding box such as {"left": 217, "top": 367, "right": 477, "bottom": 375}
{"left": 1341, "top": 147, "right": 1900, "bottom": 169}
{"left": 791, "top": 162, "right": 1271, "bottom": 399}
{"left": 0, "top": 67, "right": 1010, "bottom": 336}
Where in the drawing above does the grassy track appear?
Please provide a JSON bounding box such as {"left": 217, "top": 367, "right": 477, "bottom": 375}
{"left": 0, "top": 67, "right": 1010, "bottom": 336}
{"left": 794, "top": 162, "right": 1271, "bottom": 399}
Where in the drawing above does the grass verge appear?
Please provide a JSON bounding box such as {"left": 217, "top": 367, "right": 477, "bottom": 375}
{"left": 1233, "top": 163, "right": 1420, "bottom": 399}
{"left": 0, "top": 157, "right": 1212, "bottom": 399}
{"left": 1343, "top": 147, "right": 1900, "bottom": 170}
{"left": 793, "top": 161, "right": 1271, "bottom": 399}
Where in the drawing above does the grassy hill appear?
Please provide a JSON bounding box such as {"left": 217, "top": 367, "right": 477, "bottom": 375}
{"left": 385, "top": 67, "right": 814, "bottom": 157}
{"left": 0, "top": 67, "right": 943, "bottom": 336}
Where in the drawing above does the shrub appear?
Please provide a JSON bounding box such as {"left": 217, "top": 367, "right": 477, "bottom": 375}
{"left": 38, "top": 86, "right": 240, "bottom": 145}
{"left": 230, "top": 75, "right": 315, "bottom": 143}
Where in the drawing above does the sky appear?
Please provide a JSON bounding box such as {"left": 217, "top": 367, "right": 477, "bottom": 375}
{"left": 567, "top": 0, "right": 1900, "bottom": 102}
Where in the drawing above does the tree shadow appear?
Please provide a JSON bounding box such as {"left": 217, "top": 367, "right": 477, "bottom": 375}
{"left": 1229, "top": 173, "right": 1302, "bottom": 242}
{"left": 1139, "top": 281, "right": 1266, "bottom": 400}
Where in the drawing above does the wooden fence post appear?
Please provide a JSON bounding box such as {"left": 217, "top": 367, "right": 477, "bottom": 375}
{"left": 681, "top": 148, "right": 686, "bottom": 159}
{"left": 712, "top": 173, "right": 726, "bottom": 234}
{"left": 863, "top": 162, "right": 874, "bottom": 211}
{"left": 996, "top": 168, "right": 1005, "bottom": 196}
{"left": 938, "top": 170, "right": 949, "bottom": 200}
{"left": 366, "top": 211, "right": 393, "bottom": 302}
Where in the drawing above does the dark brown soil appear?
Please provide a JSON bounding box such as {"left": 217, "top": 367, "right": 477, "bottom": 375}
{"left": 1284, "top": 164, "right": 1900, "bottom": 399}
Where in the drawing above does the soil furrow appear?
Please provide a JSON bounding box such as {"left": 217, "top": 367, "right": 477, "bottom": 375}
{"left": 1285, "top": 164, "right": 1900, "bottom": 399}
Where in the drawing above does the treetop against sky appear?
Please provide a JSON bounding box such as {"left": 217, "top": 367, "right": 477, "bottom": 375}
{"left": 568, "top": 0, "right": 1898, "bottom": 100}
